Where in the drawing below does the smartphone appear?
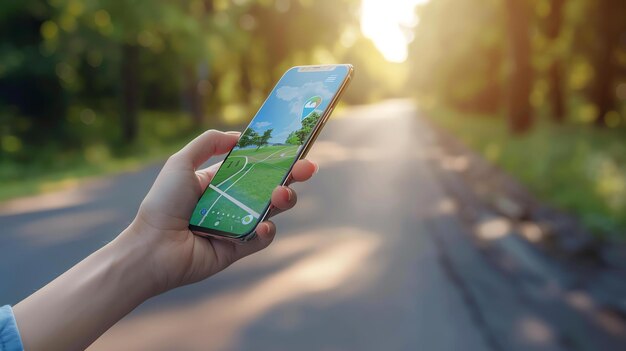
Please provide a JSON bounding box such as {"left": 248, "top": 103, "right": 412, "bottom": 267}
{"left": 189, "top": 64, "right": 353, "bottom": 242}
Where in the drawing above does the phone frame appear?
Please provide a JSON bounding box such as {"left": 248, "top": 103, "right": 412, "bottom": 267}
{"left": 189, "top": 64, "right": 354, "bottom": 243}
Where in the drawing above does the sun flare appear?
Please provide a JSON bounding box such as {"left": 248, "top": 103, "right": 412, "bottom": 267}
{"left": 360, "top": 0, "right": 429, "bottom": 63}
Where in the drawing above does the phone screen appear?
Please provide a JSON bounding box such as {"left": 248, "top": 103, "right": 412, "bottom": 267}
{"left": 189, "top": 65, "right": 351, "bottom": 238}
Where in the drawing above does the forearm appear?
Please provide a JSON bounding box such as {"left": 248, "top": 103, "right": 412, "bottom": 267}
{"left": 13, "top": 227, "right": 157, "bottom": 351}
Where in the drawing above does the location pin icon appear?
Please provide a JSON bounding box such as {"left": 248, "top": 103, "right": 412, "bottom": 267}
{"left": 301, "top": 96, "right": 322, "bottom": 121}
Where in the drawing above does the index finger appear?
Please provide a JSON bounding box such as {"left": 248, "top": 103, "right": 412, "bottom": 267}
{"left": 288, "top": 159, "right": 318, "bottom": 184}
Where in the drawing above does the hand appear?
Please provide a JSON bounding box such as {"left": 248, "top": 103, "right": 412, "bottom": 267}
{"left": 119, "top": 130, "right": 317, "bottom": 294}
{"left": 13, "top": 130, "right": 317, "bottom": 351}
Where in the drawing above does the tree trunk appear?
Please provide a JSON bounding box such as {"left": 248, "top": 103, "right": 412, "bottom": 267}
{"left": 546, "top": 0, "right": 566, "bottom": 122}
{"left": 183, "top": 65, "right": 205, "bottom": 127}
{"left": 504, "top": 0, "right": 533, "bottom": 134}
{"left": 548, "top": 62, "right": 565, "bottom": 122}
{"left": 179, "top": 0, "right": 213, "bottom": 127}
{"left": 121, "top": 44, "right": 139, "bottom": 143}
{"left": 592, "top": 0, "right": 619, "bottom": 127}
{"left": 240, "top": 57, "right": 254, "bottom": 102}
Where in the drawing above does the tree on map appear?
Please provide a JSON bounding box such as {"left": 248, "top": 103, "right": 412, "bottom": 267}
{"left": 253, "top": 129, "right": 273, "bottom": 150}
{"left": 292, "top": 111, "right": 323, "bottom": 145}
{"left": 238, "top": 128, "right": 258, "bottom": 148}
{"left": 285, "top": 111, "right": 322, "bottom": 145}
{"left": 286, "top": 131, "right": 301, "bottom": 145}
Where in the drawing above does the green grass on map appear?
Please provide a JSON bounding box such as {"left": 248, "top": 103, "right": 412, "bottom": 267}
{"left": 190, "top": 144, "right": 300, "bottom": 235}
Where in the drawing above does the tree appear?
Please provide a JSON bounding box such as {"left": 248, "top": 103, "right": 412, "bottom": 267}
{"left": 121, "top": 44, "right": 140, "bottom": 142}
{"left": 286, "top": 131, "right": 301, "bottom": 145}
{"left": 590, "top": 0, "right": 624, "bottom": 127}
{"left": 406, "top": 0, "right": 506, "bottom": 114}
{"left": 99, "top": 0, "right": 154, "bottom": 143}
{"left": 504, "top": 0, "right": 533, "bottom": 134}
{"left": 282, "top": 112, "right": 323, "bottom": 147}
{"left": 0, "top": 1, "right": 68, "bottom": 144}
{"left": 181, "top": 0, "right": 214, "bottom": 127}
{"left": 294, "top": 112, "right": 322, "bottom": 144}
{"left": 285, "top": 111, "right": 322, "bottom": 145}
{"left": 237, "top": 128, "right": 257, "bottom": 148}
{"left": 243, "top": 0, "right": 360, "bottom": 91}
{"left": 254, "top": 128, "right": 273, "bottom": 150}
{"left": 545, "top": 0, "right": 567, "bottom": 122}
{"left": 43, "top": 0, "right": 215, "bottom": 142}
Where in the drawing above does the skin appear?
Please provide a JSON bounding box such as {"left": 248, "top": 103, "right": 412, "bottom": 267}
{"left": 13, "top": 130, "right": 318, "bottom": 351}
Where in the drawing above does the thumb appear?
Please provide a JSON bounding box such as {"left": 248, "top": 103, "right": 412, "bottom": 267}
{"left": 171, "top": 130, "right": 240, "bottom": 169}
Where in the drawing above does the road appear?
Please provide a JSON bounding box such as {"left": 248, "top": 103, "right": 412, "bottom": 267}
{"left": 0, "top": 100, "right": 624, "bottom": 350}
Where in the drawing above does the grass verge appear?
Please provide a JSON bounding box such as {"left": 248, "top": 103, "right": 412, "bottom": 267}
{"left": 427, "top": 106, "right": 626, "bottom": 240}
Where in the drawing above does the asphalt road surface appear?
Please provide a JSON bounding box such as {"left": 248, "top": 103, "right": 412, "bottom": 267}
{"left": 1, "top": 100, "right": 624, "bottom": 350}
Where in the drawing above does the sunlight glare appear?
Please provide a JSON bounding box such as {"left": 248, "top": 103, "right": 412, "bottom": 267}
{"left": 360, "top": 0, "right": 429, "bottom": 63}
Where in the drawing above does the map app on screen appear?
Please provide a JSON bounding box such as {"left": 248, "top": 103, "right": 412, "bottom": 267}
{"left": 190, "top": 65, "right": 350, "bottom": 237}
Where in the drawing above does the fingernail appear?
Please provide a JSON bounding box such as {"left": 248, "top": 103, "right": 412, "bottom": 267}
{"left": 226, "top": 131, "right": 241, "bottom": 135}
{"left": 312, "top": 162, "right": 319, "bottom": 174}
{"left": 260, "top": 223, "right": 270, "bottom": 235}
{"left": 284, "top": 187, "right": 293, "bottom": 202}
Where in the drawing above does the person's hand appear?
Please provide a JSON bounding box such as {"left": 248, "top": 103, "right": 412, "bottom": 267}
{"left": 117, "top": 130, "right": 317, "bottom": 294}
{"left": 14, "top": 130, "right": 317, "bottom": 351}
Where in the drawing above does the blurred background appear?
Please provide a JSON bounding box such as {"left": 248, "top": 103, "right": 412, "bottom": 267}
{"left": 1, "top": 0, "right": 626, "bottom": 350}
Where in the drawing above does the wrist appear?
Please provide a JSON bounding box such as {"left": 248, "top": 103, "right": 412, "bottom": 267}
{"left": 107, "top": 225, "right": 163, "bottom": 300}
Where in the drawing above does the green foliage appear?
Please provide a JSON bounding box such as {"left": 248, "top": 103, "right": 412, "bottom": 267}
{"left": 285, "top": 131, "right": 301, "bottom": 145}
{"left": 408, "top": 0, "right": 506, "bottom": 113}
{"left": 254, "top": 128, "right": 273, "bottom": 150}
{"left": 407, "top": 0, "right": 626, "bottom": 126}
{"left": 0, "top": 0, "right": 366, "bottom": 143}
{"left": 237, "top": 128, "right": 258, "bottom": 148}
{"left": 290, "top": 111, "right": 322, "bottom": 145}
{"left": 236, "top": 127, "right": 272, "bottom": 150}
{"left": 430, "top": 106, "right": 626, "bottom": 239}
{"left": 0, "top": 0, "right": 623, "bottom": 258}
{"left": 0, "top": 0, "right": 380, "bottom": 199}
{"left": 406, "top": 0, "right": 625, "bottom": 237}
{"left": 0, "top": 109, "right": 194, "bottom": 202}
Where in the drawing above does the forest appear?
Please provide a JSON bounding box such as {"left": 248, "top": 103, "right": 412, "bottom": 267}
{"left": 1, "top": 0, "right": 625, "bottom": 237}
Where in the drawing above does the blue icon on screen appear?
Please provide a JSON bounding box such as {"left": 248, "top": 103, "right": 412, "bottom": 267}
{"left": 200, "top": 208, "right": 208, "bottom": 215}
{"left": 301, "top": 96, "right": 322, "bottom": 121}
